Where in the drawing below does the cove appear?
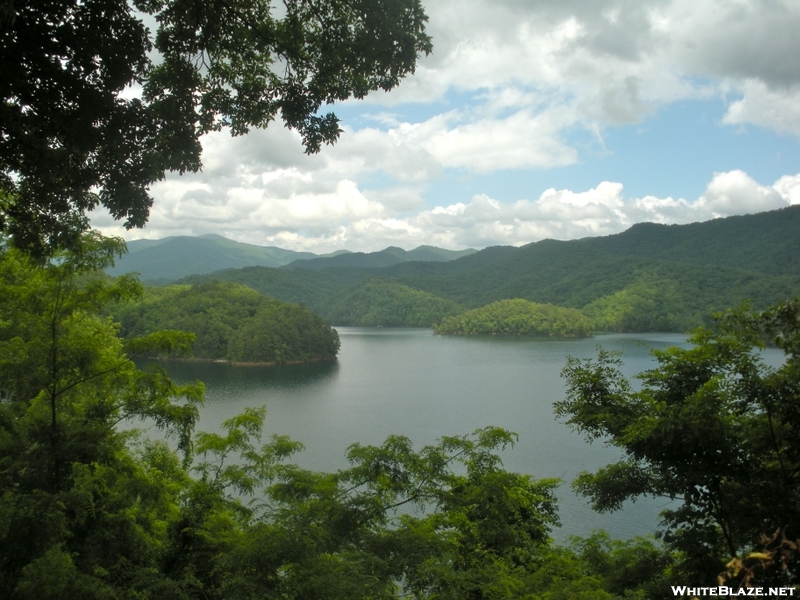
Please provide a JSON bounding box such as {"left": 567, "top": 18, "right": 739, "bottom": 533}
{"left": 143, "top": 327, "right": 771, "bottom": 542}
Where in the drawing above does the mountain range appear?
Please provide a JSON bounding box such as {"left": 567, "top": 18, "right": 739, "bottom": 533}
{"left": 171, "top": 206, "right": 800, "bottom": 332}
{"left": 107, "top": 234, "right": 476, "bottom": 282}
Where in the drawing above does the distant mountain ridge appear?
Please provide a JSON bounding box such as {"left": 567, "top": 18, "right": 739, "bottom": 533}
{"left": 282, "top": 245, "right": 477, "bottom": 270}
{"left": 107, "top": 234, "right": 319, "bottom": 282}
{"left": 108, "top": 234, "right": 476, "bottom": 282}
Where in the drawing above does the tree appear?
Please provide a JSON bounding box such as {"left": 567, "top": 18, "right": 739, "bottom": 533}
{"left": 0, "top": 0, "right": 432, "bottom": 254}
{"left": 0, "top": 234, "right": 205, "bottom": 596}
{"left": 186, "top": 417, "right": 570, "bottom": 599}
{"left": 556, "top": 301, "right": 800, "bottom": 586}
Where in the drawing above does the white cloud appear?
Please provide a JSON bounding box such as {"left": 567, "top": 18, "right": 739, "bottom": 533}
{"left": 371, "top": 0, "right": 800, "bottom": 138}
{"left": 420, "top": 109, "right": 578, "bottom": 172}
{"left": 93, "top": 169, "right": 797, "bottom": 254}
{"left": 698, "top": 170, "right": 788, "bottom": 216}
{"left": 722, "top": 80, "right": 800, "bottom": 137}
{"left": 773, "top": 174, "right": 800, "bottom": 205}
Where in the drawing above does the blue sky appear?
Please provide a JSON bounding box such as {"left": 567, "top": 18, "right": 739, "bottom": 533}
{"left": 93, "top": 0, "right": 800, "bottom": 253}
{"left": 358, "top": 94, "right": 800, "bottom": 208}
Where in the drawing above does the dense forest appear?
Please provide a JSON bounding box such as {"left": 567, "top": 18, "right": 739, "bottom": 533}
{"left": 327, "top": 279, "right": 466, "bottom": 326}
{"left": 175, "top": 207, "right": 800, "bottom": 333}
{"left": 283, "top": 245, "right": 477, "bottom": 271}
{"left": 434, "top": 299, "right": 595, "bottom": 336}
{"left": 110, "top": 281, "right": 340, "bottom": 364}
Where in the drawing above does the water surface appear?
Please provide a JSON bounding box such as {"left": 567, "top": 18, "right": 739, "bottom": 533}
{"left": 146, "top": 328, "right": 774, "bottom": 541}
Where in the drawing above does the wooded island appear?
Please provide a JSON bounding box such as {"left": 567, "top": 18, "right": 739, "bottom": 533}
{"left": 434, "top": 299, "right": 595, "bottom": 336}
{"left": 111, "top": 281, "right": 340, "bottom": 364}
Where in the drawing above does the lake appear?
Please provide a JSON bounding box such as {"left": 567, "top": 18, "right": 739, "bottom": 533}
{"left": 143, "top": 328, "right": 771, "bottom": 542}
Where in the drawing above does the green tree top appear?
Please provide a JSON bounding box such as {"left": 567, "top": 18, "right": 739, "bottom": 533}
{"left": 434, "top": 298, "right": 595, "bottom": 337}
{"left": 0, "top": 0, "right": 432, "bottom": 254}
{"left": 556, "top": 301, "right": 800, "bottom": 586}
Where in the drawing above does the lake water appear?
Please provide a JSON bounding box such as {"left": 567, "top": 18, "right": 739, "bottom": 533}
{"left": 143, "top": 328, "right": 778, "bottom": 542}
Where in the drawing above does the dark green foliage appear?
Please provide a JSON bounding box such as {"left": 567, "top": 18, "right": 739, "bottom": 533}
{"left": 327, "top": 279, "right": 466, "bottom": 326}
{"left": 0, "top": 0, "right": 432, "bottom": 254}
{"left": 572, "top": 261, "right": 800, "bottom": 332}
{"left": 571, "top": 532, "right": 676, "bottom": 599}
{"left": 228, "top": 302, "right": 341, "bottom": 363}
{"left": 180, "top": 264, "right": 368, "bottom": 315}
{"left": 588, "top": 206, "right": 800, "bottom": 277}
{"left": 393, "top": 240, "right": 800, "bottom": 324}
{"left": 556, "top": 301, "right": 800, "bottom": 585}
{"left": 434, "top": 299, "right": 595, "bottom": 337}
{"left": 0, "top": 235, "right": 203, "bottom": 597}
{"left": 112, "top": 281, "right": 340, "bottom": 363}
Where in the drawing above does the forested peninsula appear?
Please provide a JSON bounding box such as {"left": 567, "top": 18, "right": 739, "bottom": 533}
{"left": 434, "top": 299, "right": 594, "bottom": 336}
{"left": 111, "top": 281, "right": 340, "bottom": 364}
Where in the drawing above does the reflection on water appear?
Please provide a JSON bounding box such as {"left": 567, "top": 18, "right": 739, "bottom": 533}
{"left": 138, "top": 328, "right": 783, "bottom": 543}
{"left": 135, "top": 357, "right": 340, "bottom": 391}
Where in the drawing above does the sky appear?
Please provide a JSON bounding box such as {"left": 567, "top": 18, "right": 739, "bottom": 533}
{"left": 91, "top": 0, "right": 800, "bottom": 253}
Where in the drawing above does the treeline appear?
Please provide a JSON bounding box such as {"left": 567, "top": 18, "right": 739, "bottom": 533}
{"left": 434, "top": 299, "right": 595, "bottom": 336}
{"left": 111, "top": 280, "right": 340, "bottom": 364}
{"left": 173, "top": 207, "right": 800, "bottom": 333}
{"left": 327, "top": 279, "right": 465, "bottom": 326}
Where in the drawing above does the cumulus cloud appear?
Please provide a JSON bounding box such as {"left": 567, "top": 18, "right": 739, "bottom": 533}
{"left": 722, "top": 80, "right": 800, "bottom": 137}
{"left": 375, "top": 0, "right": 800, "bottom": 137}
{"left": 697, "top": 170, "right": 788, "bottom": 215}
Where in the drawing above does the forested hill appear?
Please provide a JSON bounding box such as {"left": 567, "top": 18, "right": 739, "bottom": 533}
{"left": 110, "top": 281, "right": 340, "bottom": 364}
{"left": 107, "top": 235, "right": 474, "bottom": 282}
{"left": 381, "top": 204, "right": 800, "bottom": 280}
{"left": 577, "top": 205, "right": 800, "bottom": 277}
{"left": 283, "top": 245, "right": 477, "bottom": 270}
{"left": 107, "top": 234, "right": 321, "bottom": 281}
{"left": 179, "top": 207, "right": 800, "bottom": 332}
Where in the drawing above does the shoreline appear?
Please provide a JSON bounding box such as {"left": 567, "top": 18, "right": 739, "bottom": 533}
{"left": 139, "top": 355, "right": 339, "bottom": 368}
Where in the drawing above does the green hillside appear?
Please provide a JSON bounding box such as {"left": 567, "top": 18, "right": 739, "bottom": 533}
{"left": 327, "top": 280, "right": 466, "bottom": 326}
{"left": 389, "top": 242, "right": 798, "bottom": 319}
{"left": 180, "top": 265, "right": 368, "bottom": 315}
{"left": 108, "top": 234, "right": 319, "bottom": 281}
{"left": 174, "top": 207, "right": 800, "bottom": 333}
{"left": 109, "top": 235, "right": 475, "bottom": 282}
{"left": 577, "top": 205, "right": 800, "bottom": 276}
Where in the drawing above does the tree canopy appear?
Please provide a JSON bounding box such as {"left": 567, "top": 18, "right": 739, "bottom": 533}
{"left": 556, "top": 301, "right": 800, "bottom": 586}
{"left": 111, "top": 280, "right": 341, "bottom": 363}
{"left": 0, "top": 0, "right": 432, "bottom": 254}
{"left": 327, "top": 279, "right": 466, "bottom": 327}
